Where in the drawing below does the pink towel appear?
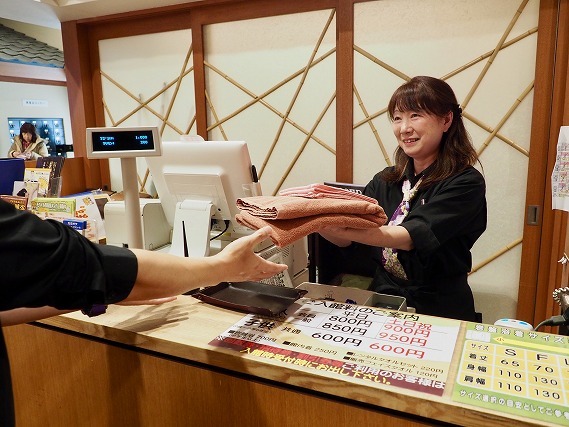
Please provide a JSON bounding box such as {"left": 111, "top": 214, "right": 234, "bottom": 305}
{"left": 236, "top": 195, "right": 385, "bottom": 220}
{"left": 235, "top": 210, "right": 386, "bottom": 247}
{"left": 279, "top": 183, "right": 377, "bottom": 204}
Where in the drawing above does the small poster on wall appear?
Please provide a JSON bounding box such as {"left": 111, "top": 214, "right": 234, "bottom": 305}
{"left": 552, "top": 126, "right": 569, "bottom": 212}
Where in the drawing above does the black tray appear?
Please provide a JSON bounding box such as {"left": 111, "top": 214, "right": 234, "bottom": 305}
{"left": 191, "top": 281, "right": 307, "bottom": 316}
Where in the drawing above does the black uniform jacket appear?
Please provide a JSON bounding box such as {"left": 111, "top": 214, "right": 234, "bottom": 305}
{"left": 360, "top": 164, "right": 487, "bottom": 321}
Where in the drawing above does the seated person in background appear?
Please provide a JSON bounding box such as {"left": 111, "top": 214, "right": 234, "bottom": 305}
{"left": 8, "top": 122, "right": 48, "bottom": 159}
{"left": 319, "top": 76, "right": 487, "bottom": 321}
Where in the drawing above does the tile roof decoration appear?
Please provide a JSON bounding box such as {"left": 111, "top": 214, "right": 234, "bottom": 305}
{"left": 0, "top": 24, "right": 64, "bottom": 68}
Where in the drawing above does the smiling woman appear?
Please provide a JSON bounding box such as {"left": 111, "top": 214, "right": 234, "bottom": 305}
{"left": 390, "top": 107, "right": 452, "bottom": 174}
{"left": 319, "top": 76, "right": 487, "bottom": 321}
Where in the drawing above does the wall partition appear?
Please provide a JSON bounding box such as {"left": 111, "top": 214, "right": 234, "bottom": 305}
{"left": 350, "top": 0, "right": 539, "bottom": 322}
{"left": 62, "top": 0, "right": 563, "bottom": 326}
{"left": 98, "top": 29, "right": 196, "bottom": 189}
{"left": 204, "top": 9, "right": 337, "bottom": 195}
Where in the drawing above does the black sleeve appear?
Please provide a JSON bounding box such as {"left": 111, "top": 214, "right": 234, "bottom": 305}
{"left": 0, "top": 200, "right": 138, "bottom": 311}
{"left": 401, "top": 167, "right": 487, "bottom": 258}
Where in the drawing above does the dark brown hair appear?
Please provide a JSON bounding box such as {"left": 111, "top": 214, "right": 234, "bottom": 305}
{"left": 19, "top": 122, "right": 38, "bottom": 144}
{"left": 383, "top": 76, "right": 479, "bottom": 188}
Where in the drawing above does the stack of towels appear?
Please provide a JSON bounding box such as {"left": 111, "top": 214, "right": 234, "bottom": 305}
{"left": 235, "top": 183, "right": 388, "bottom": 247}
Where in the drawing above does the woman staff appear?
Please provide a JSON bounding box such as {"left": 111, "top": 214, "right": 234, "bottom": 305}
{"left": 320, "top": 76, "right": 487, "bottom": 321}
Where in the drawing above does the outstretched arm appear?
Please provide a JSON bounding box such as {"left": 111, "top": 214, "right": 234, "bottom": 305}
{"left": 0, "top": 307, "right": 74, "bottom": 327}
{"left": 1, "top": 226, "right": 287, "bottom": 326}
{"left": 125, "top": 226, "right": 287, "bottom": 302}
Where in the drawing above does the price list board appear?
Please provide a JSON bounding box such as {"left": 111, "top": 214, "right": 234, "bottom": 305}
{"left": 453, "top": 323, "right": 569, "bottom": 426}
{"left": 210, "top": 299, "right": 461, "bottom": 396}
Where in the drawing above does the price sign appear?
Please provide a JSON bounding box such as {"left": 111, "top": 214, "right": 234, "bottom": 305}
{"left": 210, "top": 299, "right": 461, "bottom": 396}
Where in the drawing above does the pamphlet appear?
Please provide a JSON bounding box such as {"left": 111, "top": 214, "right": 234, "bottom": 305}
{"left": 0, "top": 195, "right": 28, "bottom": 211}
{"left": 24, "top": 167, "right": 51, "bottom": 197}
{"left": 12, "top": 180, "right": 39, "bottom": 209}
{"left": 31, "top": 197, "right": 76, "bottom": 222}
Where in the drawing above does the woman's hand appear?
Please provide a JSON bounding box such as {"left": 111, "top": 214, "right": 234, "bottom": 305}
{"left": 319, "top": 226, "right": 354, "bottom": 247}
{"left": 320, "top": 225, "right": 414, "bottom": 251}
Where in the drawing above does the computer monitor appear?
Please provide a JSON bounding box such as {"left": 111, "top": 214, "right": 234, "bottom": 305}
{"left": 145, "top": 140, "right": 261, "bottom": 257}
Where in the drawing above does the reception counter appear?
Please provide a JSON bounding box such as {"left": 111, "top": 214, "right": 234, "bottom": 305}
{"left": 4, "top": 295, "right": 568, "bottom": 427}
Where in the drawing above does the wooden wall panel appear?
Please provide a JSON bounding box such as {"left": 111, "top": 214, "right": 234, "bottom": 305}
{"left": 0, "top": 62, "right": 66, "bottom": 86}
{"left": 335, "top": 0, "right": 354, "bottom": 183}
{"left": 517, "top": 0, "right": 569, "bottom": 327}
{"left": 61, "top": 20, "right": 109, "bottom": 191}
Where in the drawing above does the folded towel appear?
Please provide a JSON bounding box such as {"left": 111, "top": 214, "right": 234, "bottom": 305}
{"left": 235, "top": 210, "right": 386, "bottom": 247}
{"left": 279, "top": 183, "right": 377, "bottom": 204}
{"left": 236, "top": 195, "right": 386, "bottom": 220}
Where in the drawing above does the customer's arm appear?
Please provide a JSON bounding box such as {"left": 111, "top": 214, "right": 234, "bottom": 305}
{"left": 0, "top": 307, "right": 73, "bottom": 327}
{"left": 0, "top": 298, "right": 176, "bottom": 327}
{"left": 1, "top": 201, "right": 286, "bottom": 318}
{"left": 125, "top": 226, "right": 287, "bottom": 302}
{"left": 0, "top": 226, "right": 286, "bottom": 326}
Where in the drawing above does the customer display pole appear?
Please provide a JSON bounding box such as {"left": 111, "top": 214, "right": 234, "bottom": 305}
{"left": 85, "top": 126, "right": 162, "bottom": 250}
{"left": 120, "top": 157, "right": 143, "bottom": 249}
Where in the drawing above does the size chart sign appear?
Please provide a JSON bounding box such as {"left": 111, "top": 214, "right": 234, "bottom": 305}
{"left": 453, "top": 323, "right": 569, "bottom": 425}
{"left": 210, "top": 299, "right": 461, "bottom": 396}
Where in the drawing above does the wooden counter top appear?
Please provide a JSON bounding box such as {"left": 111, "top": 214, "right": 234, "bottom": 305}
{"left": 24, "top": 296, "right": 560, "bottom": 427}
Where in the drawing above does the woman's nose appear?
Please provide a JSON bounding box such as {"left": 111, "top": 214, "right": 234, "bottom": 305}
{"left": 399, "top": 119, "right": 412, "bottom": 134}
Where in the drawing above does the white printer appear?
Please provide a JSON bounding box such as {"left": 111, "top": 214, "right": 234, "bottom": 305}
{"left": 104, "top": 199, "right": 171, "bottom": 250}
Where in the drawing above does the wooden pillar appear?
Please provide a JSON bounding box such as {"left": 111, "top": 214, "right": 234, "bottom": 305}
{"left": 335, "top": 0, "right": 354, "bottom": 183}
{"left": 61, "top": 20, "right": 110, "bottom": 191}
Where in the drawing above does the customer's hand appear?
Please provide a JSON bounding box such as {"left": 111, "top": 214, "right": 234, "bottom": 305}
{"left": 211, "top": 226, "right": 287, "bottom": 283}
{"left": 124, "top": 226, "right": 288, "bottom": 303}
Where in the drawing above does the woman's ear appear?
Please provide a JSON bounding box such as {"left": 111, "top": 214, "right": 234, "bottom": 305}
{"left": 443, "top": 111, "right": 453, "bottom": 132}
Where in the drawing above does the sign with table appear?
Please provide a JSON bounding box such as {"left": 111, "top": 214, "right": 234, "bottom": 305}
{"left": 453, "top": 322, "right": 569, "bottom": 426}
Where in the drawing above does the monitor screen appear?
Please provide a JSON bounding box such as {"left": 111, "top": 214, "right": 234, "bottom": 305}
{"left": 145, "top": 140, "right": 261, "bottom": 236}
{"left": 86, "top": 126, "right": 161, "bottom": 158}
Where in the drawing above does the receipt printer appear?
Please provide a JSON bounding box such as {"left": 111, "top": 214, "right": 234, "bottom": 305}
{"left": 104, "top": 199, "right": 171, "bottom": 250}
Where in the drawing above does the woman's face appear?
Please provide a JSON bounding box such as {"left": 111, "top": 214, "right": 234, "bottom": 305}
{"left": 22, "top": 132, "right": 33, "bottom": 143}
{"left": 391, "top": 108, "right": 452, "bottom": 172}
